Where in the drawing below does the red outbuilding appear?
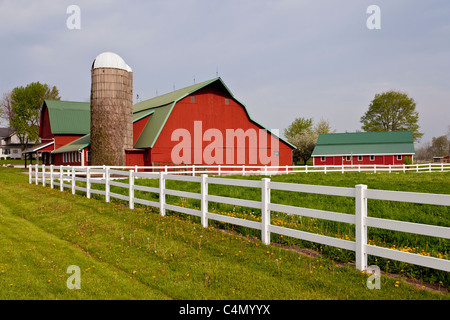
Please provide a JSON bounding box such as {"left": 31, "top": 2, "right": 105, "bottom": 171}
{"left": 311, "top": 131, "right": 415, "bottom": 166}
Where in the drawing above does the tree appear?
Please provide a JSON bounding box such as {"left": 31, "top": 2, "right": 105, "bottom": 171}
{"left": 0, "top": 92, "right": 14, "bottom": 126}
{"left": 314, "top": 117, "right": 335, "bottom": 135}
{"left": 284, "top": 117, "right": 313, "bottom": 138}
{"left": 429, "top": 135, "right": 449, "bottom": 157}
{"left": 360, "top": 90, "right": 423, "bottom": 142}
{"left": 284, "top": 117, "right": 334, "bottom": 165}
{"left": 10, "top": 82, "right": 60, "bottom": 150}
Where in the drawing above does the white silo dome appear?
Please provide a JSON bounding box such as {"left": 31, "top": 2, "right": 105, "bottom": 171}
{"left": 92, "top": 52, "right": 132, "bottom": 72}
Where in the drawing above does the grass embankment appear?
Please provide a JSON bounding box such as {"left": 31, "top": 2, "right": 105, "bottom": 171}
{"left": 0, "top": 167, "right": 448, "bottom": 300}
{"left": 113, "top": 171, "right": 450, "bottom": 287}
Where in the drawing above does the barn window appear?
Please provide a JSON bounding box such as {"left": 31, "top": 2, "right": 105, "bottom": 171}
{"left": 63, "top": 153, "right": 65, "bottom": 163}
{"left": 225, "top": 98, "right": 229, "bottom": 105}
{"left": 370, "top": 155, "right": 375, "bottom": 161}
{"left": 346, "top": 156, "right": 351, "bottom": 161}
{"left": 321, "top": 156, "right": 325, "bottom": 162}
{"left": 397, "top": 155, "right": 402, "bottom": 160}
{"left": 358, "top": 156, "right": 363, "bottom": 161}
{"left": 190, "top": 95, "right": 195, "bottom": 103}
{"left": 87, "top": 151, "right": 91, "bottom": 162}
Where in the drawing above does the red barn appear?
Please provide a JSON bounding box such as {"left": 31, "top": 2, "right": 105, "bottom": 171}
{"left": 311, "top": 131, "right": 415, "bottom": 166}
{"left": 24, "top": 100, "right": 90, "bottom": 165}
{"left": 45, "top": 78, "right": 294, "bottom": 169}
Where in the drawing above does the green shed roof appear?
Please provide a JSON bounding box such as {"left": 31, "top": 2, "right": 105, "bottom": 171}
{"left": 52, "top": 134, "right": 91, "bottom": 153}
{"left": 44, "top": 100, "right": 90, "bottom": 135}
{"left": 312, "top": 131, "right": 415, "bottom": 156}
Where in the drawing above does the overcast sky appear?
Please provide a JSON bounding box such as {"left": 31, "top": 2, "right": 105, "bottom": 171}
{"left": 1, "top": 0, "right": 449, "bottom": 146}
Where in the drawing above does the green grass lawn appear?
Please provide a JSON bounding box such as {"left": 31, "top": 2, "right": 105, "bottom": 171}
{"left": 0, "top": 167, "right": 448, "bottom": 300}
{"left": 104, "top": 170, "right": 449, "bottom": 287}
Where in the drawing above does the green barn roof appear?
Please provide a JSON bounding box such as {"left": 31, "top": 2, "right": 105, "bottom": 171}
{"left": 312, "top": 131, "right": 415, "bottom": 156}
{"left": 44, "top": 100, "right": 91, "bottom": 135}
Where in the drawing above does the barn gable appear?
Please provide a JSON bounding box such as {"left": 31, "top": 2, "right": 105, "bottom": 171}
{"left": 132, "top": 77, "right": 294, "bottom": 149}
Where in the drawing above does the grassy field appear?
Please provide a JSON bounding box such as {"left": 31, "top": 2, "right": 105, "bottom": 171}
{"left": 99, "top": 170, "right": 449, "bottom": 287}
{"left": 0, "top": 167, "right": 448, "bottom": 300}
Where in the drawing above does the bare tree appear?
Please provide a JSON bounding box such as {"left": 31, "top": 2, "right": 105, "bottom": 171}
{"left": 0, "top": 91, "right": 14, "bottom": 126}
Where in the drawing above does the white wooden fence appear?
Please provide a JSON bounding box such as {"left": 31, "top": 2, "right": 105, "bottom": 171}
{"left": 27, "top": 163, "right": 450, "bottom": 176}
{"left": 29, "top": 164, "right": 450, "bottom": 273}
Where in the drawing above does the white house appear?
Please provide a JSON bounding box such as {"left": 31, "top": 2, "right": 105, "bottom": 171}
{"left": 0, "top": 127, "right": 32, "bottom": 160}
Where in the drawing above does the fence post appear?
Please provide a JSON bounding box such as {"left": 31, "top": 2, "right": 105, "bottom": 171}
{"left": 29, "top": 165, "right": 32, "bottom": 184}
{"left": 50, "top": 165, "right": 54, "bottom": 189}
{"left": 129, "top": 170, "right": 134, "bottom": 210}
{"left": 388, "top": 165, "right": 391, "bottom": 174}
{"left": 305, "top": 165, "right": 308, "bottom": 173}
{"left": 403, "top": 164, "right": 405, "bottom": 173}
{"left": 261, "top": 178, "right": 271, "bottom": 245}
{"left": 201, "top": 174, "right": 208, "bottom": 228}
{"left": 60, "top": 166, "right": 64, "bottom": 191}
{"left": 35, "top": 164, "right": 39, "bottom": 185}
{"left": 42, "top": 165, "right": 46, "bottom": 186}
{"left": 86, "top": 167, "right": 91, "bottom": 199}
{"left": 442, "top": 163, "right": 444, "bottom": 172}
{"left": 192, "top": 164, "right": 196, "bottom": 176}
{"left": 218, "top": 165, "right": 221, "bottom": 176}
{"left": 159, "top": 172, "right": 165, "bottom": 216}
{"left": 355, "top": 184, "right": 368, "bottom": 271}
{"left": 71, "top": 166, "right": 76, "bottom": 195}
{"left": 105, "top": 167, "right": 110, "bottom": 203}
{"left": 324, "top": 165, "right": 327, "bottom": 174}
{"left": 429, "top": 163, "right": 432, "bottom": 172}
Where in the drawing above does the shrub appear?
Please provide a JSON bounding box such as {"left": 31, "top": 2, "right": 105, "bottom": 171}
{"left": 403, "top": 156, "right": 413, "bottom": 165}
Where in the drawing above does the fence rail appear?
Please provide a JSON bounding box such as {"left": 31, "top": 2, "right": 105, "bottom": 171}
{"left": 29, "top": 164, "right": 450, "bottom": 273}
{"left": 30, "top": 162, "right": 450, "bottom": 177}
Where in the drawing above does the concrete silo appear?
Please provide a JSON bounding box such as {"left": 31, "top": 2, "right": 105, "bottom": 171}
{"left": 90, "top": 52, "right": 133, "bottom": 166}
